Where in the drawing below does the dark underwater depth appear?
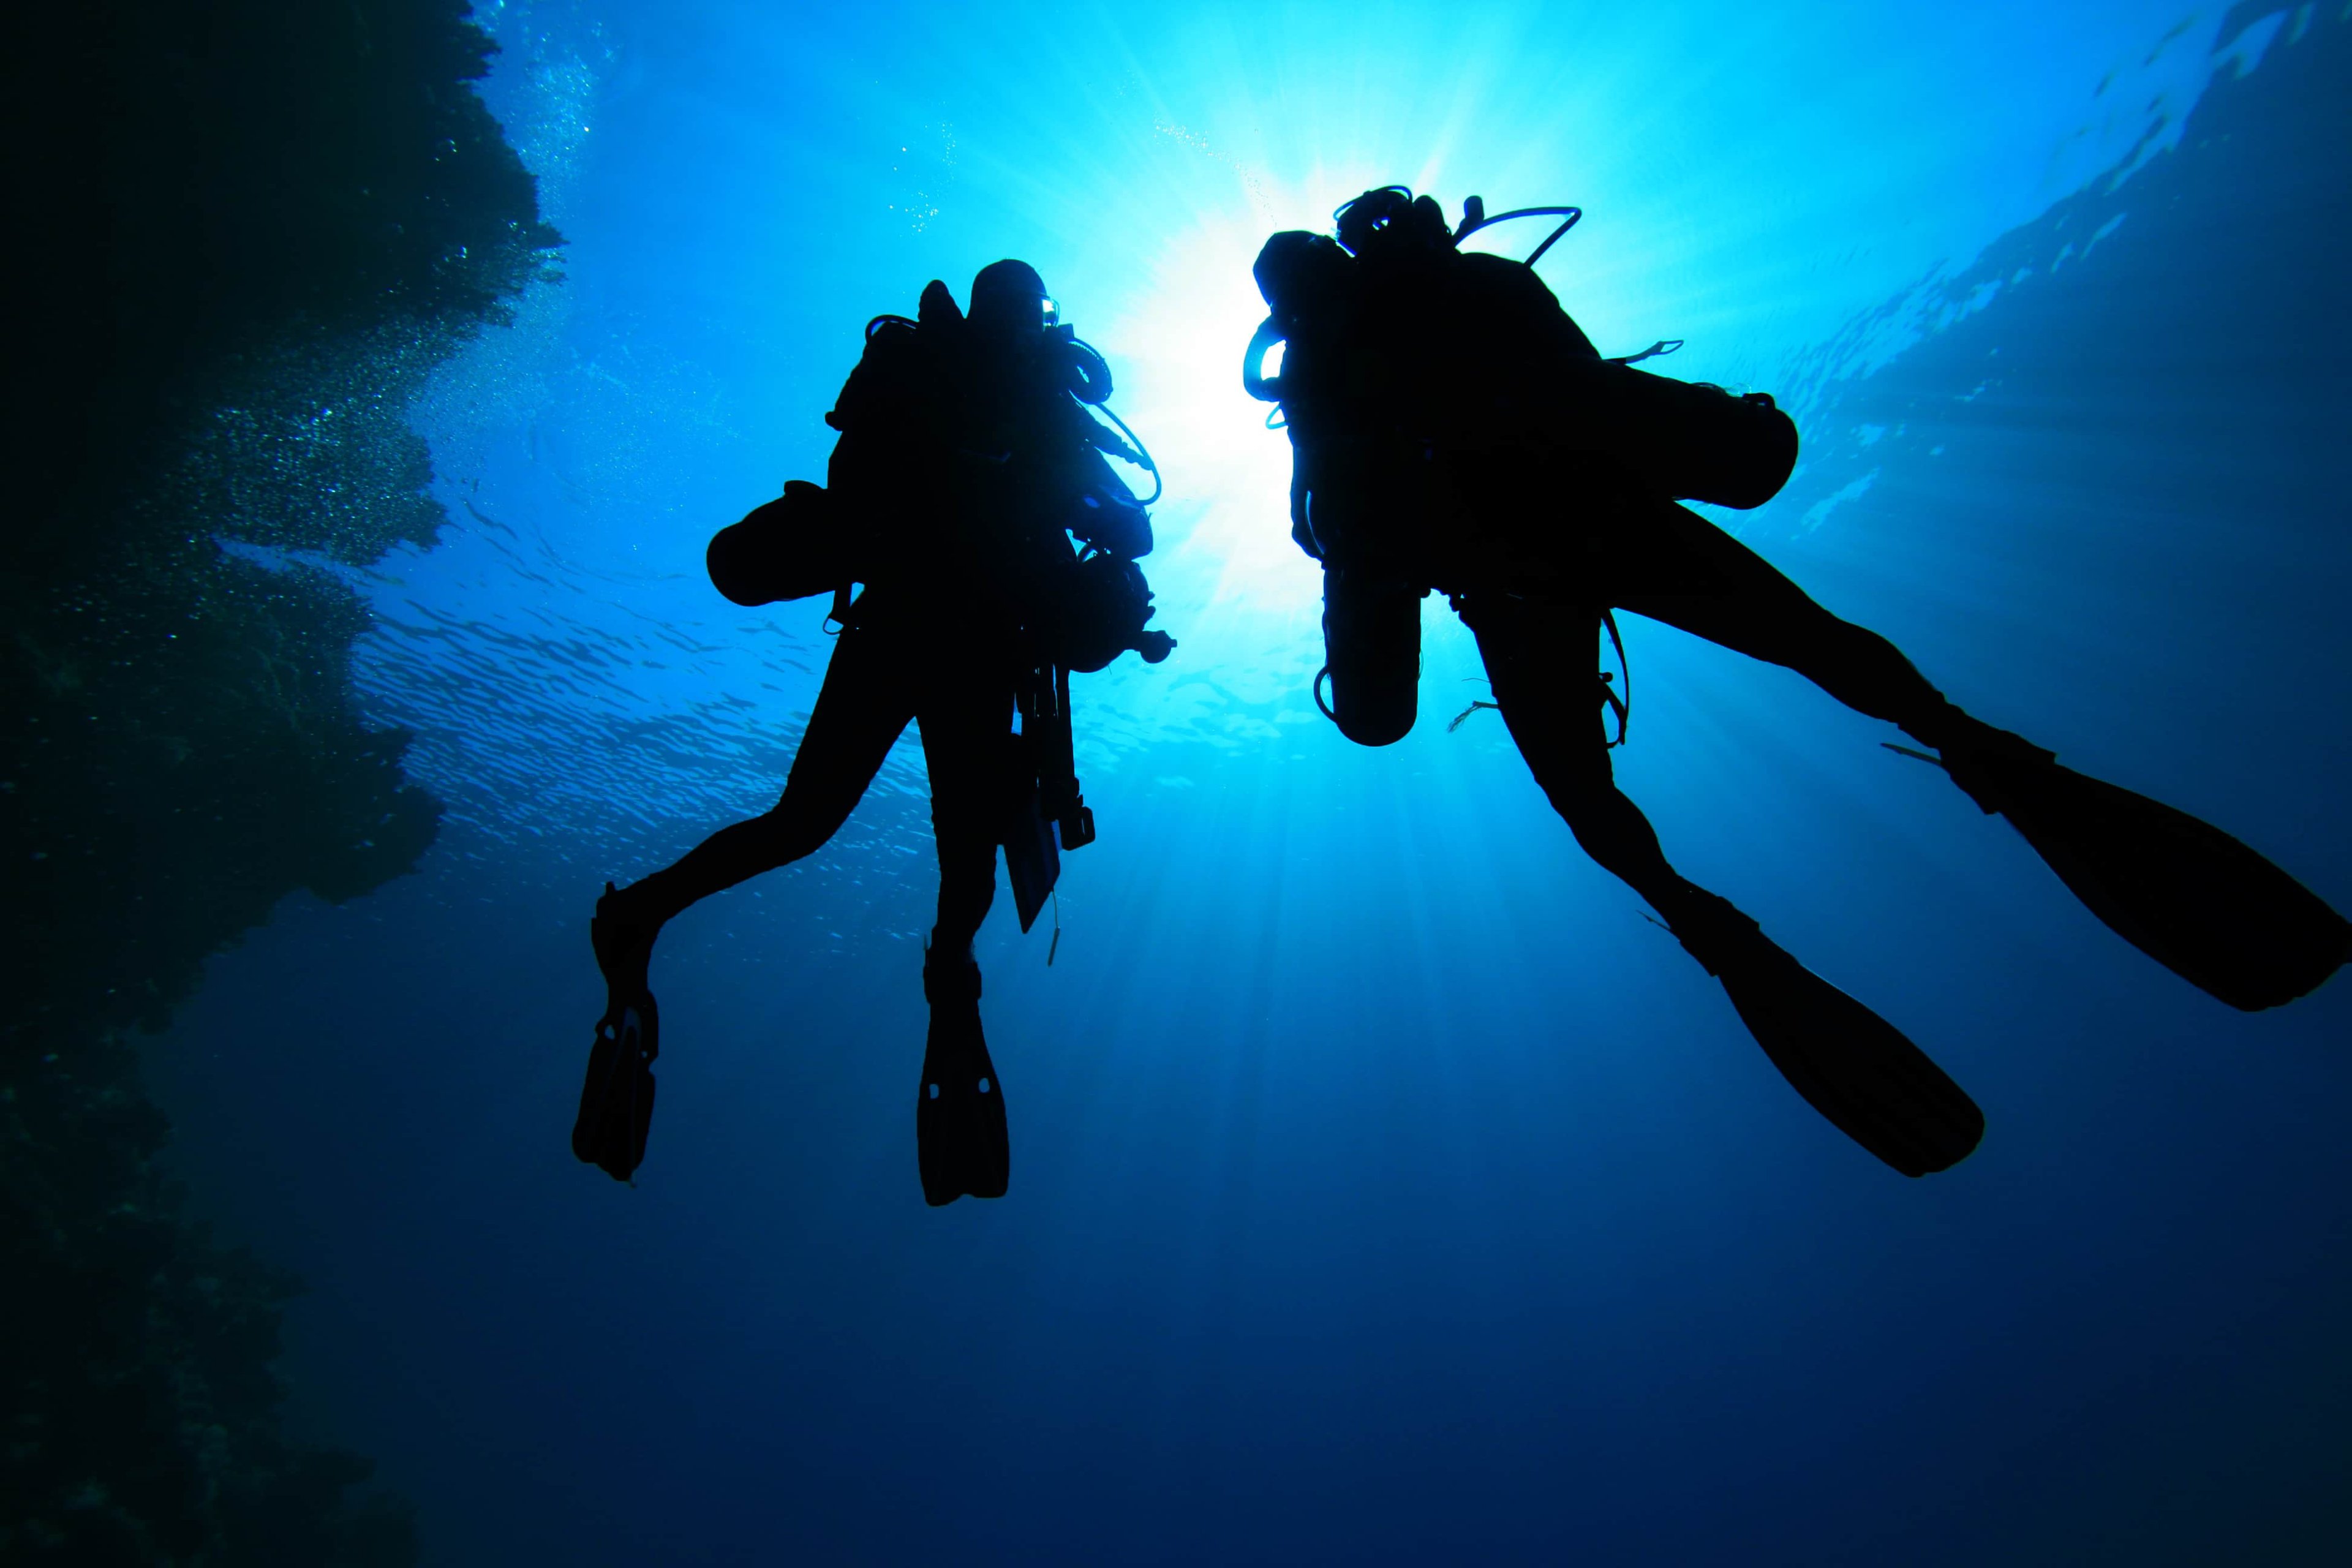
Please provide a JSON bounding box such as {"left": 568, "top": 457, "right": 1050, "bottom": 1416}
{"left": 7, "top": 2, "right": 2350, "bottom": 1563}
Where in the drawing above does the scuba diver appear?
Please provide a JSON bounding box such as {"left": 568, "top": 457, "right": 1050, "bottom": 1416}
{"left": 575, "top": 260, "right": 1174, "bottom": 1203}
{"left": 1244, "top": 187, "right": 2349, "bottom": 1177}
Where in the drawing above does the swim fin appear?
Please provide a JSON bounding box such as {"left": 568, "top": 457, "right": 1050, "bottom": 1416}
{"left": 574, "top": 995, "right": 658, "bottom": 1182}
{"left": 916, "top": 951, "right": 1009, "bottom": 1205}
{"left": 578, "top": 882, "right": 660, "bottom": 1183}
{"left": 1897, "top": 744, "right": 2351, "bottom": 1011}
{"left": 1673, "top": 892, "right": 1985, "bottom": 1177}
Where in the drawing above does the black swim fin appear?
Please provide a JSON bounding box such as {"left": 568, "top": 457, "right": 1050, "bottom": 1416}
{"left": 1673, "top": 893, "right": 1985, "bottom": 1177}
{"left": 579, "top": 882, "right": 660, "bottom": 1183}
{"left": 1897, "top": 744, "right": 2351, "bottom": 1011}
{"left": 916, "top": 951, "right": 1009, "bottom": 1205}
{"left": 575, "top": 995, "right": 658, "bottom": 1182}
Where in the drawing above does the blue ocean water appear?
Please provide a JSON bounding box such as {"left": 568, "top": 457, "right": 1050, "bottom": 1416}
{"left": 146, "top": 2, "right": 2350, "bottom": 1562}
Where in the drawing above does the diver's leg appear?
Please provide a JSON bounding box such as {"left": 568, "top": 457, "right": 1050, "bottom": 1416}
{"left": 913, "top": 655, "right": 1016, "bottom": 958}
{"left": 910, "top": 656, "right": 1016, "bottom": 1204}
{"left": 1461, "top": 589, "right": 1982, "bottom": 1175}
{"left": 1600, "top": 502, "right": 2348, "bottom": 1010}
{"left": 1602, "top": 497, "right": 2062, "bottom": 839}
{"left": 1458, "top": 590, "right": 1703, "bottom": 922}
{"left": 593, "top": 625, "right": 919, "bottom": 998}
{"left": 1603, "top": 498, "right": 2037, "bottom": 760}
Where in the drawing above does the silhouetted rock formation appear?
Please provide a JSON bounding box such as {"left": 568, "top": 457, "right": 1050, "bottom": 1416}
{"left": 1, "top": 3, "right": 557, "bottom": 1561}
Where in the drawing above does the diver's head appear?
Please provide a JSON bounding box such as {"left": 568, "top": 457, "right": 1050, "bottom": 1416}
{"left": 1255, "top": 230, "right": 1354, "bottom": 331}
{"left": 968, "top": 259, "right": 1054, "bottom": 342}
{"left": 1333, "top": 186, "right": 1453, "bottom": 262}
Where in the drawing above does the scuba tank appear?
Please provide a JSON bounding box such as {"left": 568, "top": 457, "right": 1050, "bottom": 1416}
{"left": 706, "top": 480, "right": 858, "bottom": 607}
{"left": 1316, "top": 566, "right": 1423, "bottom": 747}
{"left": 1547, "top": 360, "right": 1797, "bottom": 511}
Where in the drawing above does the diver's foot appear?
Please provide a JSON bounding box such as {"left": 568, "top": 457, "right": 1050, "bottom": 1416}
{"left": 1905, "top": 710, "right": 2057, "bottom": 815}
{"left": 591, "top": 880, "right": 661, "bottom": 1022}
{"left": 574, "top": 992, "right": 660, "bottom": 1182}
{"left": 917, "top": 949, "right": 1009, "bottom": 1205}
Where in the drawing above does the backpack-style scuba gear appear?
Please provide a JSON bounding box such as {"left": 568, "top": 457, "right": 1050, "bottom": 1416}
{"left": 1245, "top": 187, "right": 1793, "bottom": 745}
{"left": 1245, "top": 187, "right": 1798, "bottom": 528}
{"left": 707, "top": 277, "right": 1169, "bottom": 651}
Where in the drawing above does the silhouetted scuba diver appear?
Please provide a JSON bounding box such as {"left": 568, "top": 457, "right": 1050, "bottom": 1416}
{"left": 1245, "top": 187, "right": 2350, "bottom": 1177}
{"left": 575, "top": 260, "right": 1174, "bottom": 1201}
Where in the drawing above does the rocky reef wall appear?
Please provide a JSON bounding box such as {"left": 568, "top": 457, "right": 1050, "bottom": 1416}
{"left": 2, "top": 4, "right": 557, "bottom": 1561}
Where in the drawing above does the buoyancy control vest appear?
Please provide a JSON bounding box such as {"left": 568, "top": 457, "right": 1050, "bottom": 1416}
{"left": 705, "top": 281, "right": 1174, "bottom": 675}
{"left": 1245, "top": 189, "right": 1800, "bottom": 575}
{"left": 1243, "top": 187, "right": 1795, "bottom": 747}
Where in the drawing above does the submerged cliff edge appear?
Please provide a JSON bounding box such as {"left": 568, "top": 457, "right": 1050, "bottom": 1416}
{"left": 1, "top": 3, "right": 557, "bottom": 1561}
